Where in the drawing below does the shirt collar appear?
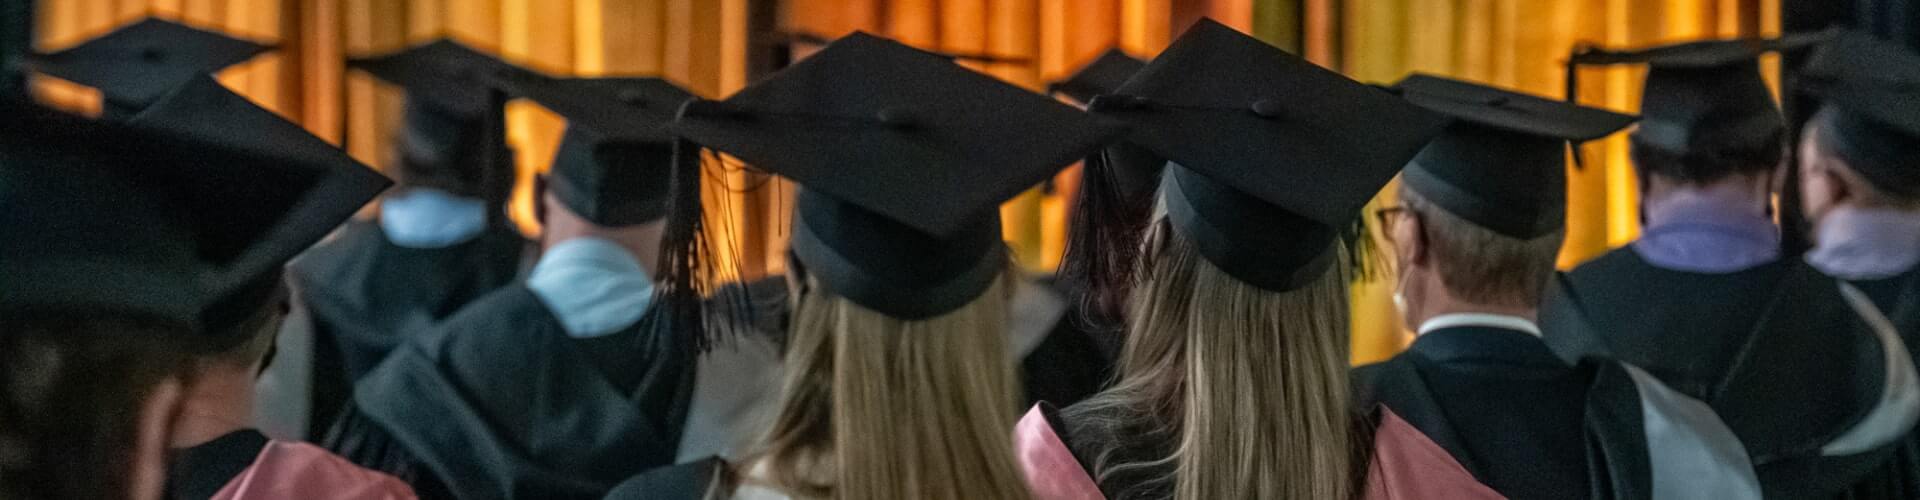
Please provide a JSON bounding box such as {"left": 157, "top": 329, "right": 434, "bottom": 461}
{"left": 1417, "top": 312, "right": 1542, "bottom": 338}
{"left": 1633, "top": 186, "right": 1780, "bottom": 274}
{"left": 1808, "top": 205, "right": 1920, "bottom": 281}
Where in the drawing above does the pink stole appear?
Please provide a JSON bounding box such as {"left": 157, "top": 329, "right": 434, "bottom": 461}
{"left": 1013, "top": 404, "right": 1503, "bottom": 500}
{"left": 210, "top": 440, "right": 417, "bottom": 500}
{"left": 1364, "top": 407, "right": 1505, "bottom": 500}
{"left": 1014, "top": 406, "right": 1105, "bottom": 500}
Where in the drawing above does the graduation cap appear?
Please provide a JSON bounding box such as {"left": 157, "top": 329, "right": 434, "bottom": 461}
{"left": 349, "top": 38, "right": 533, "bottom": 199}
{"left": 0, "top": 88, "right": 387, "bottom": 331}
{"left": 672, "top": 31, "right": 1126, "bottom": 325}
{"left": 1799, "top": 31, "right": 1920, "bottom": 199}
{"left": 1397, "top": 74, "right": 1637, "bottom": 238}
{"left": 762, "top": 30, "right": 1032, "bottom": 65}
{"left": 27, "top": 17, "right": 271, "bottom": 119}
{"left": 491, "top": 73, "right": 696, "bottom": 226}
{"left": 1565, "top": 33, "right": 1827, "bottom": 155}
{"left": 1048, "top": 48, "right": 1146, "bottom": 104}
{"left": 1064, "top": 18, "right": 1447, "bottom": 298}
{"left": 124, "top": 75, "right": 390, "bottom": 344}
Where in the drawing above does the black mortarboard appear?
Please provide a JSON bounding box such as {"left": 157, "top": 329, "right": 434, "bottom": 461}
{"left": 127, "top": 75, "right": 390, "bottom": 343}
{"left": 1071, "top": 19, "right": 1448, "bottom": 293}
{"left": 0, "top": 90, "right": 386, "bottom": 330}
{"left": 1048, "top": 48, "right": 1146, "bottom": 105}
{"left": 673, "top": 31, "right": 1126, "bottom": 322}
{"left": 27, "top": 17, "right": 271, "bottom": 119}
{"left": 1567, "top": 33, "right": 1826, "bottom": 154}
{"left": 1800, "top": 31, "right": 1920, "bottom": 198}
{"left": 349, "top": 38, "right": 532, "bottom": 199}
{"left": 1398, "top": 74, "right": 1637, "bottom": 238}
{"left": 493, "top": 73, "right": 695, "bottom": 226}
{"left": 763, "top": 30, "right": 1032, "bottom": 65}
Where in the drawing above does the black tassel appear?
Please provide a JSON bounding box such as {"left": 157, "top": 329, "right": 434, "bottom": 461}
{"left": 1565, "top": 45, "right": 1589, "bottom": 170}
{"left": 1057, "top": 148, "right": 1154, "bottom": 335}
{"left": 662, "top": 136, "right": 714, "bottom": 354}
{"left": 1342, "top": 211, "right": 1385, "bottom": 284}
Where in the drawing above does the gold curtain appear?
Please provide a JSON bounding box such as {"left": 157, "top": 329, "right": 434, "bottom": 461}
{"left": 1336, "top": 0, "right": 1781, "bottom": 364}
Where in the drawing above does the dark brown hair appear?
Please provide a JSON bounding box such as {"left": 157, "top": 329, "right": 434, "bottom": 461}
{"left": 0, "top": 314, "right": 193, "bottom": 500}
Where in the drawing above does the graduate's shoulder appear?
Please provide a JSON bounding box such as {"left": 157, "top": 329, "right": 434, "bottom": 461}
{"left": 288, "top": 219, "right": 386, "bottom": 279}
{"left": 604, "top": 458, "right": 728, "bottom": 500}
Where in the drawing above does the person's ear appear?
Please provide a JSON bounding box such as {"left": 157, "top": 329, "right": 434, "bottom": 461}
{"left": 1394, "top": 210, "right": 1430, "bottom": 269}
{"left": 128, "top": 377, "right": 185, "bottom": 500}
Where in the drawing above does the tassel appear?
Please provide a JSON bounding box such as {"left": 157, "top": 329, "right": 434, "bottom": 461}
{"left": 1057, "top": 147, "right": 1155, "bottom": 335}
{"left": 661, "top": 136, "right": 715, "bottom": 354}
{"left": 1342, "top": 212, "right": 1385, "bottom": 284}
{"left": 1565, "top": 45, "right": 1589, "bottom": 170}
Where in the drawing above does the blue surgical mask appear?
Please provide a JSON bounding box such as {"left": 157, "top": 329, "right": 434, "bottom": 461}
{"left": 378, "top": 188, "right": 489, "bottom": 249}
{"left": 526, "top": 237, "right": 655, "bottom": 338}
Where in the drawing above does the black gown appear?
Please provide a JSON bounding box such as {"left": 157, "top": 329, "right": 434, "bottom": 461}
{"left": 169, "top": 430, "right": 273, "bottom": 500}
{"left": 1354, "top": 327, "right": 1592, "bottom": 500}
{"left": 289, "top": 219, "right": 529, "bottom": 437}
{"left": 324, "top": 286, "right": 693, "bottom": 500}
{"left": 1543, "top": 248, "right": 1912, "bottom": 498}
{"left": 1839, "top": 268, "right": 1920, "bottom": 500}
{"left": 1354, "top": 326, "right": 1761, "bottom": 500}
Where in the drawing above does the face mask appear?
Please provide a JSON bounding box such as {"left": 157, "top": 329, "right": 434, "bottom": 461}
{"left": 526, "top": 237, "right": 655, "bottom": 338}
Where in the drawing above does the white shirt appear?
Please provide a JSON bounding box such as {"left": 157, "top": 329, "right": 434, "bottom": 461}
{"left": 525, "top": 237, "right": 654, "bottom": 338}
{"left": 1416, "top": 313, "right": 1542, "bottom": 338}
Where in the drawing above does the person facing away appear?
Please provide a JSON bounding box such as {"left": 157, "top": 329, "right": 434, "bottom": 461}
{"left": 1544, "top": 34, "right": 1920, "bottom": 498}
{"left": 1355, "top": 74, "right": 1772, "bottom": 500}
{"left": 1794, "top": 31, "right": 1920, "bottom": 500}
{"left": 325, "top": 74, "right": 704, "bottom": 500}
{"left": 0, "top": 84, "right": 406, "bottom": 499}
{"left": 288, "top": 39, "right": 535, "bottom": 438}
{"left": 128, "top": 74, "right": 413, "bottom": 500}
{"left": 605, "top": 30, "right": 1127, "bottom": 500}
{"left": 1009, "top": 19, "right": 1459, "bottom": 500}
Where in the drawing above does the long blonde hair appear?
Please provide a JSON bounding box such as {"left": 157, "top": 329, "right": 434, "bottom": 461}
{"left": 1067, "top": 218, "right": 1357, "bottom": 500}
{"left": 745, "top": 266, "right": 1032, "bottom": 500}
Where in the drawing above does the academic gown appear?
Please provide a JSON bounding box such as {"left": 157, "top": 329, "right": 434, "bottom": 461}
{"left": 1838, "top": 268, "right": 1920, "bottom": 500}
{"left": 1543, "top": 249, "right": 1920, "bottom": 498}
{"left": 323, "top": 285, "right": 693, "bottom": 500}
{"left": 1352, "top": 327, "right": 1763, "bottom": 500}
{"left": 290, "top": 220, "right": 530, "bottom": 437}
{"left": 990, "top": 325, "right": 1754, "bottom": 500}
{"left": 168, "top": 429, "right": 416, "bottom": 500}
{"left": 1354, "top": 327, "right": 1592, "bottom": 500}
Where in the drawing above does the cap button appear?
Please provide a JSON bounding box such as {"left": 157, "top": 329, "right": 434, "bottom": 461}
{"left": 1486, "top": 96, "right": 1511, "bottom": 107}
{"left": 140, "top": 47, "right": 166, "bottom": 62}
{"left": 1250, "top": 99, "right": 1285, "bottom": 119}
{"left": 875, "top": 107, "right": 915, "bottom": 129}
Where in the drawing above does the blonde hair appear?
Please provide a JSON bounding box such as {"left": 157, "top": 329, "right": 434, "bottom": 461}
{"left": 745, "top": 266, "right": 1032, "bottom": 500}
{"left": 1400, "top": 186, "right": 1565, "bottom": 307}
{"left": 1068, "top": 218, "right": 1357, "bottom": 500}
